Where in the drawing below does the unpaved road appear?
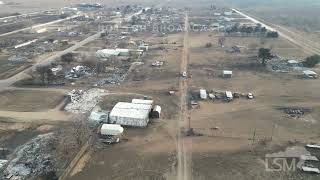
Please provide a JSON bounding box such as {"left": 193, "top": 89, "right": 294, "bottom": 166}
{"left": 177, "top": 13, "right": 191, "bottom": 180}
{"left": 232, "top": 8, "right": 320, "bottom": 55}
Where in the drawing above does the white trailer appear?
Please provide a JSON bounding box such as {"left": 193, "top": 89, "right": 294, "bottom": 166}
{"left": 225, "top": 91, "right": 233, "bottom": 101}
{"left": 100, "top": 124, "right": 124, "bottom": 136}
{"left": 200, "top": 89, "right": 207, "bottom": 100}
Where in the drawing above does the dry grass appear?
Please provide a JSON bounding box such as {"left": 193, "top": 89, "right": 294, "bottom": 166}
{"left": 0, "top": 90, "right": 64, "bottom": 112}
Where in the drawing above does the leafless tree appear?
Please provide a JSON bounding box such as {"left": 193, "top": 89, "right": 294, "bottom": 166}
{"left": 36, "top": 64, "right": 52, "bottom": 85}
{"left": 218, "top": 37, "right": 225, "bottom": 47}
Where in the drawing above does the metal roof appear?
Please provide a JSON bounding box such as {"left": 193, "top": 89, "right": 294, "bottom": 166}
{"left": 114, "top": 102, "right": 152, "bottom": 110}
{"left": 110, "top": 102, "right": 152, "bottom": 119}
{"left": 223, "top": 70, "right": 232, "bottom": 74}
{"left": 132, "top": 99, "right": 154, "bottom": 105}
{"left": 101, "top": 124, "right": 124, "bottom": 135}
{"left": 110, "top": 107, "right": 150, "bottom": 119}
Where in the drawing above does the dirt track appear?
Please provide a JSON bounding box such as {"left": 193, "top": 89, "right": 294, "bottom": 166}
{"left": 177, "top": 13, "right": 191, "bottom": 180}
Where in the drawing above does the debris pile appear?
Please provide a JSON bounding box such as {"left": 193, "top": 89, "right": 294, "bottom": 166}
{"left": 152, "top": 61, "right": 164, "bottom": 67}
{"left": 279, "top": 107, "right": 313, "bottom": 118}
{"left": 3, "top": 133, "right": 56, "bottom": 179}
{"left": 65, "top": 89, "right": 108, "bottom": 113}
{"left": 65, "top": 65, "right": 92, "bottom": 79}
{"left": 267, "top": 57, "right": 305, "bottom": 73}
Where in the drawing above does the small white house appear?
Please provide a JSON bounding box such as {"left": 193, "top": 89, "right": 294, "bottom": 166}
{"left": 200, "top": 89, "right": 207, "bottom": 100}
{"left": 222, "top": 70, "right": 233, "bottom": 78}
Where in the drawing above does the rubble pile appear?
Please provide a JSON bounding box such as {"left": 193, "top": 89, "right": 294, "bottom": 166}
{"left": 152, "top": 61, "right": 164, "bottom": 67}
{"left": 65, "top": 89, "right": 108, "bottom": 113}
{"left": 267, "top": 57, "right": 305, "bottom": 72}
{"left": 96, "top": 67, "right": 129, "bottom": 86}
{"left": 65, "top": 65, "right": 92, "bottom": 79}
{"left": 4, "top": 133, "right": 56, "bottom": 179}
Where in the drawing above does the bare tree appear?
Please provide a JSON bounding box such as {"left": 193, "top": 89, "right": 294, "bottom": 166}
{"left": 36, "top": 64, "right": 52, "bottom": 85}
{"left": 61, "top": 53, "right": 74, "bottom": 64}
{"left": 218, "top": 37, "right": 225, "bottom": 47}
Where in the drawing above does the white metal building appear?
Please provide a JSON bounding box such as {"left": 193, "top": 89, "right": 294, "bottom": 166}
{"left": 109, "top": 102, "right": 152, "bottom": 127}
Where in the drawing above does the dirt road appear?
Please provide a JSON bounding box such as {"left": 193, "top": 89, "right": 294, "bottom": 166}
{"left": 177, "top": 13, "right": 191, "bottom": 180}
{"left": 232, "top": 8, "right": 320, "bottom": 55}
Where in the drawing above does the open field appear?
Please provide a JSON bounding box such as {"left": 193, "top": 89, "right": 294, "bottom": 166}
{"left": 0, "top": 89, "right": 64, "bottom": 111}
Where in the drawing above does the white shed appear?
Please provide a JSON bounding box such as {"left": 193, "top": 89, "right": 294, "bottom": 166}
{"left": 151, "top": 105, "right": 161, "bottom": 118}
{"left": 222, "top": 70, "right": 233, "bottom": 78}
{"left": 100, "top": 124, "right": 124, "bottom": 136}
{"left": 200, "top": 89, "right": 207, "bottom": 100}
{"left": 109, "top": 102, "right": 152, "bottom": 127}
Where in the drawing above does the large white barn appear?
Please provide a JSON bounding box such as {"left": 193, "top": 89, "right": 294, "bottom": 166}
{"left": 109, "top": 102, "right": 152, "bottom": 127}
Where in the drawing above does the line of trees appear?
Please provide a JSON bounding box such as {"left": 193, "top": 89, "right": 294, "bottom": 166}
{"left": 226, "top": 23, "right": 278, "bottom": 38}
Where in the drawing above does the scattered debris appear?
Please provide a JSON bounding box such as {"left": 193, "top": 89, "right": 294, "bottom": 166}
{"left": 3, "top": 133, "right": 56, "bottom": 179}
{"left": 65, "top": 65, "right": 91, "bottom": 79}
{"left": 278, "top": 107, "right": 312, "bottom": 118}
{"left": 65, "top": 89, "right": 108, "bottom": 113}
{"left": 301, "top": 166, "right": 320, "bottom": 174}
{"left": 152, "top": 61, "right": 164, "bottom": 67}
{"left": 306, "top": 144, "right": 320, "bottom": 149}
{"left": 303, "top": 70, "right": 318, "bottom": 79}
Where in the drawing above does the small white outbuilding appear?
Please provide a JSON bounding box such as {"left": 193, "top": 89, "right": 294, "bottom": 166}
{"left": 222, "top": 70, "right": 232, "bottom": 78}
